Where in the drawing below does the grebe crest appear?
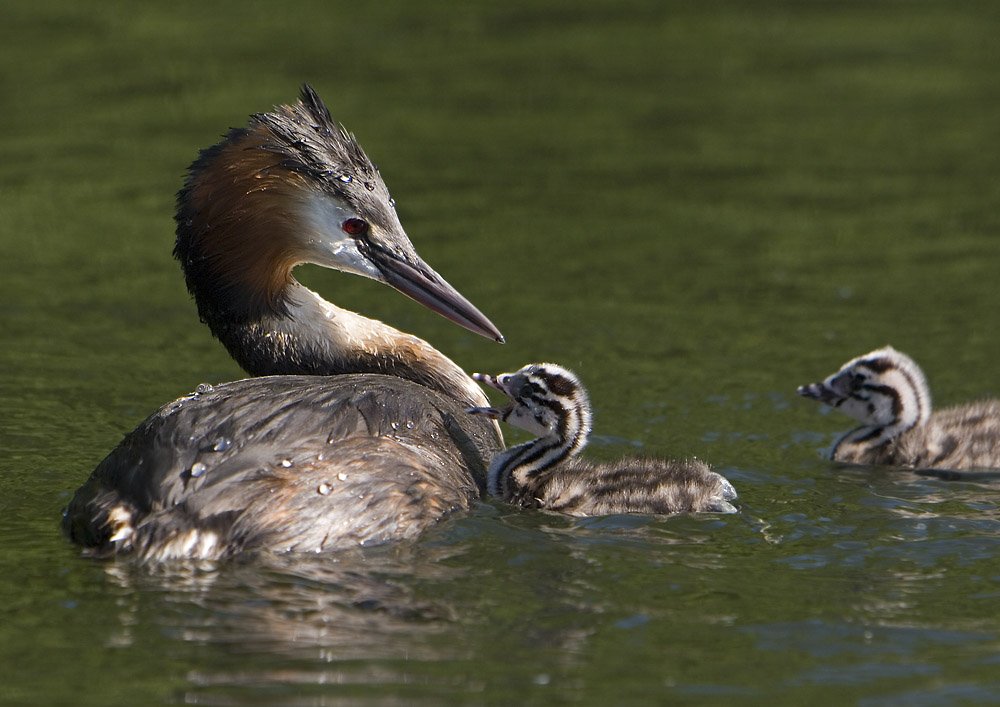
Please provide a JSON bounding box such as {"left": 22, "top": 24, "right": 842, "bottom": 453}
{"left": 799, "top": 346, "right": 1000, "bottom": 470}
{"left": 469, "top": 363, "right": 738, "bottom": 516}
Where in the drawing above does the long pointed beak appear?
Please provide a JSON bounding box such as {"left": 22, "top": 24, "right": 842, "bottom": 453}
{"left": 373, "top": 252, "right": 504, "bottom": 343}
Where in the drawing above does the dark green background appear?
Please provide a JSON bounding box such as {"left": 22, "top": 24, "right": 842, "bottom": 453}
{"left": 2, "top": 1, "right": 999, "bottom": 704}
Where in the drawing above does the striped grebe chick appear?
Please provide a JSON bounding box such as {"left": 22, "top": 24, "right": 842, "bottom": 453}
{"left": 798, "top": 346, "right": 1000, "bottom": 470}
{"left": 62, "top": 85, "right": 506, "bottom": 561}
{"left": 467, "top": 363, "right": 738, "bottom": 515}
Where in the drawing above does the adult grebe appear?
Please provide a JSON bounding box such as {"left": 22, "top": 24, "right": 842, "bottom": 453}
{"left": 62, "top": 85, "right": 506, "bottom": 561}
{"left": 798, "top": 346, "right": 1000, "bottom": 470}
{"left": 468, "top": 364, "right": 738, "bottom": 515}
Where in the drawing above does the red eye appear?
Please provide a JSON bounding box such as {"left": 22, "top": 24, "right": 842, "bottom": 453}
{"left": 341, "top": 218, "right": 368, "bottom": 236}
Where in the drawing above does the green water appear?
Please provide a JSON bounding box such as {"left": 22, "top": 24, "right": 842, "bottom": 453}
{"left": 3, "top": 1, "right": 1000, "bottom": 704}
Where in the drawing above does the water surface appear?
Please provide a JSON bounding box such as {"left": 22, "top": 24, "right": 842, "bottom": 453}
{"left": 2, "top": 1, "right": 1000, "bottom": 704}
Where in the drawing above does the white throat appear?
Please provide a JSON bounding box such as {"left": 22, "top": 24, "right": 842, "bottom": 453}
{"left": 274, "top": 283, "right": 492, "bottom": 409}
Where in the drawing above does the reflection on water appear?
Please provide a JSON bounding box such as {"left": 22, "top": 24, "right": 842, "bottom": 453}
{"left": 68, "top": 466, "right": 1000, "bottom": 702}
{"left": 102, "top": 546, "right": 463, "bottom": 659}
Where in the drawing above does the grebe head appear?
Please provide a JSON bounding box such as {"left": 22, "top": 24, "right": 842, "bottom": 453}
{"left": 174, "top": 84, "right": 503, "bottom": 343}
{"left": 468, "top": 363, "right": 591, "bottom": 440}
{"left": 469, "top": 363, "right": 592, "bottom": 498}
{"left": 797, "top": 346, "right": 931, "bottom": 431}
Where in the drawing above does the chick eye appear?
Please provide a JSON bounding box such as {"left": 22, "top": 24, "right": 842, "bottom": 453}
{"left": 342, "top": 218, "right": 368, "bottom": 236}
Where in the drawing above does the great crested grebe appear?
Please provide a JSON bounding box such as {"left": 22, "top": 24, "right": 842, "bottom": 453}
{"left": 467, "top": 363, "right": 739, "bottom": 515}
{"left": 798, "top": 346, "right": 1000, "bottom": 470}
{"left": 62, "top": 85, "right": 507, "bottom": 561}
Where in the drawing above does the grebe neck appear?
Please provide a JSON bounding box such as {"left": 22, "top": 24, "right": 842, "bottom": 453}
{"left": 214, "top": 282, "right": 489, "bottom": 408}
{"left": 486, "top": 393, "right": 590, "bottom": 497}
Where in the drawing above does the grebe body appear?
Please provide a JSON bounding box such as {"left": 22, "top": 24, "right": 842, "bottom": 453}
{"left": 65, "top": 376, "right": 499, "bottom": 560}
{"left": 468, "top": 364, "right": 738, "bottom": 516}
{"left": 798, "top": 346, "right": 1000, "bottom": 470}
{"left": 63, "top": 86, "right": 504, "bottom": 560}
